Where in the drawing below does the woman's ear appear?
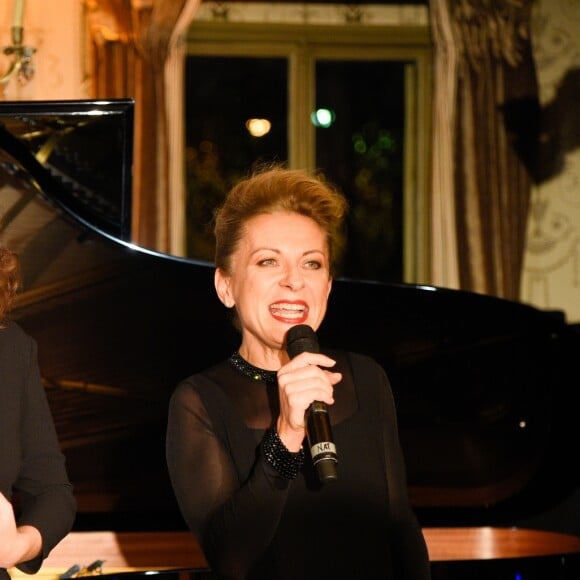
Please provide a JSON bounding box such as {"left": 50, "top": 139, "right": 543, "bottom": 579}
{"left": 214, "top": 268, "right": 234, "bottom": 308}
{"left": 326, "top": 277, "right": 333, "bottom": 299}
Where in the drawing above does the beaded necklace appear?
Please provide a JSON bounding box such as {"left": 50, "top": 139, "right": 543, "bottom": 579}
{"left": 229, "top": 351, "right": 278, "bottom": 384}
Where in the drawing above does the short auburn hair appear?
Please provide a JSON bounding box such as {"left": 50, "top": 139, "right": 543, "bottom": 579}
{"left": 213, "top": 164, "right": 348, "bottom": 276}
{"left": 0, "top": 247, "right": 21, "bottom": 325}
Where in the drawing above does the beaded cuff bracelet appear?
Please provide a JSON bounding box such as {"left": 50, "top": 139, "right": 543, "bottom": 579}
{"left": 261, "top": 428, "right": 305, "bottom": 480}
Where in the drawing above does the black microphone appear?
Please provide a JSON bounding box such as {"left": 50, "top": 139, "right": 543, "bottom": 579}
{"left": 286, "top": 324, "right": 338, "bottom": 483}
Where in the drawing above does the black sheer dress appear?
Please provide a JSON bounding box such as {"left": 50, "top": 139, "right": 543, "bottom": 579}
{"left": 166, "top": 348, "right": 431, "bottom": 580}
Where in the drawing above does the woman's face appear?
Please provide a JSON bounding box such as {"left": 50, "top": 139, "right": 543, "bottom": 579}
{"left": 215, "top": 211, "right": 332, "bottom": 355}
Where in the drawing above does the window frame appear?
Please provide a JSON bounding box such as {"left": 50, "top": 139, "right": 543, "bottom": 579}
{"left": 186, "top": 15, "right": 432, "bottom": 283}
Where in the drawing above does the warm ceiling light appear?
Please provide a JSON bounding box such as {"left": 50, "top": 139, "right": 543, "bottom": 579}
{"left": 246, "top": 118, "right": 271, "bottom": 137}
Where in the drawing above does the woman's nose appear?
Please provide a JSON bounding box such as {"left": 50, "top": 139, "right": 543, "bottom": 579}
{"left": 280, "top": 267, "right": 305, "bottom": 290}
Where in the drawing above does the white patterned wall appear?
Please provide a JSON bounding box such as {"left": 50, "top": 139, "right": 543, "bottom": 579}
{"left": 521, "top": 0, "right": 580, "bottom": 322}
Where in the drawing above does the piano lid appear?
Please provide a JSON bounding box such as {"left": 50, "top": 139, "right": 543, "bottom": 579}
{"left": 0, "top": 98, "right": 133, "bottom": 243}
{"left": 0, "top": 99, "right": 578, "bottom": 533}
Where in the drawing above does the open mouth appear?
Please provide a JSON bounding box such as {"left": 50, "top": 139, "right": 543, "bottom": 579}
{"left": 269, "top": 302, "right": 308, "bottom": 321}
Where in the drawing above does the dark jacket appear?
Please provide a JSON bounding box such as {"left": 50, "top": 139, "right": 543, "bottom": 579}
{"left": 0, "top": 321, "right": 76, "bottom": 579}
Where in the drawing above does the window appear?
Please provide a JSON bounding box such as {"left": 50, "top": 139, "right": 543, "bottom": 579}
{"left": 185, "top": 2, "right": 431, "bottom": 283}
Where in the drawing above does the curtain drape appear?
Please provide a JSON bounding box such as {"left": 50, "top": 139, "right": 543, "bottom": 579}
{"left": 429, "top": 0, "right": 539, "bottom": 300}
{"left": 84, "top": 0, "right": 201, "bottom": 254}
{"left": 429, "top": 0, "right": 461, "bottom": 290}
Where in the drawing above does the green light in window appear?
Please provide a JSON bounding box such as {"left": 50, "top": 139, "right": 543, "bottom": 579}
{"left": 311, "top": 108, "right": 335, "bottom": 128}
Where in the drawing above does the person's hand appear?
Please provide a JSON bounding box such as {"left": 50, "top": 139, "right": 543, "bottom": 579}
{"left": 275, "top": 352, "right": 342, "bottom": 452}
{"left": 0, "top": 492, "right": 42, "bottom": 568}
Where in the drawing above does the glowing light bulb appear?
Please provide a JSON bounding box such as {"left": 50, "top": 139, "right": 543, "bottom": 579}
{"left": 246, "top": 118, "right": 271, "bottom": 137}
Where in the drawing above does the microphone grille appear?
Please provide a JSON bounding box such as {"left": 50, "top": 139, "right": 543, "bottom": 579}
{"left": 286, "top": 324, "right": 320, "bottom": 358}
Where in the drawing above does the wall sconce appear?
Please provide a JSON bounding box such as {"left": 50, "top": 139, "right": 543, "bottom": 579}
{"left": 1, "top": 0, "right": 36, "bottom": 89}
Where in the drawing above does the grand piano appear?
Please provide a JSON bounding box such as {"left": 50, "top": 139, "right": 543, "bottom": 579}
{"left": 1, "top": 99, "right": 579, "bottom": 577}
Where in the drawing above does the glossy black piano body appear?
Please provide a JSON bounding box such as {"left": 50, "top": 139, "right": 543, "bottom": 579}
{"left": 1, "top": 100, "right": 578, "bottom": 565}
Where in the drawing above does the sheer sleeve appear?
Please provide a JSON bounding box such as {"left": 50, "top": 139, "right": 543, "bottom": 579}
{"left": 166, "top": 379, "right": 292, "bottom": 579}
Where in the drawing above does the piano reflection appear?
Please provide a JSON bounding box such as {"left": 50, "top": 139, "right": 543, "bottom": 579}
{"left": 1, "top": 99, "right": 579, "bottom": 576}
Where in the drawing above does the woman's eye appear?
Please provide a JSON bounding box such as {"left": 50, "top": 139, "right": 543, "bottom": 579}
{"left": 304, "top": 260, "right": 322, "bottom": 269}
{"left": 258, "top": 258, "right": 277, "bottom": 266}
